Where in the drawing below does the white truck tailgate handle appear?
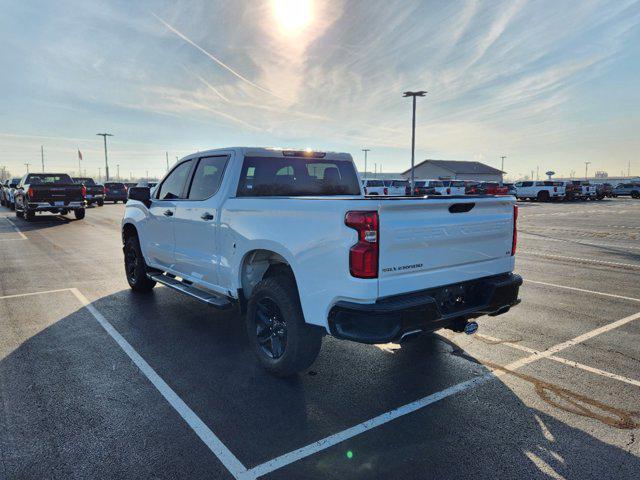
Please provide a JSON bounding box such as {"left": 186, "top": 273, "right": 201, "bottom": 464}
{"left": 449, "top": 203, "right": 475, "bottom": 213}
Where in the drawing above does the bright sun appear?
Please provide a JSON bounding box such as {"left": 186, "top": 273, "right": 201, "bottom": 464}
{"left": 272, "top": 0, "right": 313, "bottom": 35}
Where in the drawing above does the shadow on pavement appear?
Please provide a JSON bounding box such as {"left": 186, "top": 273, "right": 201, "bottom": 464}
{"left": 1, "top": 288, "right": 638, "bottom": 479}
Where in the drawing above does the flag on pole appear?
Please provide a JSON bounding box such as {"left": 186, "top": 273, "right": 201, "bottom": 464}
{"left": 78, "top": 149, "right": 83, "bottom": 161}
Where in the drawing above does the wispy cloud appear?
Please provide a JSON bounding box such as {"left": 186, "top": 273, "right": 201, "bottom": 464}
{"left": 151, "top": 12, "right": 283, "bottom": 100}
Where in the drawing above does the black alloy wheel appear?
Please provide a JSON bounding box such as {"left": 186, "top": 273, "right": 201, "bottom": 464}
{"left": 255, "top": 297, "right": 288, "bottom": 359}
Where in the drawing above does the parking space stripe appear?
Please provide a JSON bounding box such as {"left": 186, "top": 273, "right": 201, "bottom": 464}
{"left": 519, "top": 251, "right": 640, "bottom": 270}
{"left": 245, "top": 310, "right": 640, "bottom": 478}
{"left": 69, "top": 288, "right": 249, "bottom": 479}
{"left": 0, "top": 288, "right": 72, "bottom": 300}
{"left": 4, "top": 217, "right": 27, "bottom": 240}
{"left": 476, "top": 333, "right": 640, "bottom": 388}
{"left": 545, "top": 355, "right": 640, "bottom": 388}
{"left": 524, "top": 279, "right": 640, "bottom": 302}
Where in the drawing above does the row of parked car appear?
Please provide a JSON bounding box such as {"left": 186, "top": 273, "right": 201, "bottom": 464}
{"left": 361, "top": 178, "right": 640, "bottom": 202}
{"left": 361, "top": 179, "right": 507, "bottom": 196}
{"left": 0, "top": 176, "right": 158, "bottom": 211}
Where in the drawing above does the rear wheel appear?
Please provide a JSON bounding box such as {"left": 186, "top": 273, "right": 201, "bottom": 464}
{"left": 60, "top": 209, "right": 69, "bottom": 216}
{"left": 24, "top": 208, "right": 35, "bottom": 221}
{"left": 632, "top": 191, "right": 640, "bottom": 199}
{"left": 124, "top": 234, "right": 156, "bottom": 292}
{"left": 537, "top": 190, "right": 550, "bottom": 202}
{"left": 74, "top": 208, "right": 85, "bottom": 220}
{"left": 97, "top": 199, "right": 104, "bottom": 207}
{"left": 15, "top": 207, "right": 23, "bottom": 218}
{"left": 246, "top": 274, "right": 323, "bottom": 377}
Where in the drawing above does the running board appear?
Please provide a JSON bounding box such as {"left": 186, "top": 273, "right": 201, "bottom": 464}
{"left": 149, "top": 274, "right": 232, "bottom": 309}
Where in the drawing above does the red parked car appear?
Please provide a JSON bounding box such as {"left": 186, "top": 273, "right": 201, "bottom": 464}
{"left": 467, "top": 182, "right": 509, "bottom": 195}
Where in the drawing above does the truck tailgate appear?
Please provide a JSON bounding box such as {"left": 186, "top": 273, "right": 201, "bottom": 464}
{"left": 378, "top": 197, "right": 516, "bottom": 297}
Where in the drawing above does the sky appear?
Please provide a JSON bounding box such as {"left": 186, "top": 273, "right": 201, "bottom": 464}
{"left": 1, "top": 0, "right": 639, "bottom": 181}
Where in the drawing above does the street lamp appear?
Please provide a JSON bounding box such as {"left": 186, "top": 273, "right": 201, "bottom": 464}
{"left": 96, "top": 133, "right": 114, "bottom": 181}
{"left": 362, "top": 148, "right": 370, "bottom": 180}
{"left": 584, "top": 161, "right": 591, "bottom": 180}
{"left": 403, "top": 91, "right": 427, "bottom": 195}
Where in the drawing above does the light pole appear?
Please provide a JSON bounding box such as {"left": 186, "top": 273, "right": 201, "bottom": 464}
{"left": 500, "top": 155, "right": 506, "bottom": 184}
{"left": 166, "top": 151, "right": 169, "bottom": 172}
{"left": 362, "top": 148, "right": 370, "bottom": 180}
{"left": 24, "top": 163, "right": 31, "bottom": 173}
{"left": 403, "top": 90, "right": 427, "bottom": 195}
{"left": 584, "top": 161, "right": 591, "bottom": 180}
{"left": 98, "top": 167, "right": 101, "bottom": 181}
{"left": 41, "top": 145, "right": 45, "bottom": 172}
{"left": 96, "top": 133, "right": 114, "bottom": 181}
{"left": 117, "top": 164, "right": 120, "bottom": 180}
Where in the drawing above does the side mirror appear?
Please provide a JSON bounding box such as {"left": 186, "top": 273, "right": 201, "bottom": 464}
{"left": 128, "top": 186, "right": 151, "bottom": 203}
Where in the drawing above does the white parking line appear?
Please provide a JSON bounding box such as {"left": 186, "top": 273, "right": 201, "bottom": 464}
{"left": 476, "top": 333, "right": 640, "bottom": 388}
{"left": 69, "top": 288, "right": 249, "bottom": 479}
{"left": 3, "top": 217, "right": 27, "bottom": 240}
{"left": 0, "top": 288, "right": 72, "bottom": 300}
{"left": 519, "top": 251, "right": 640, "bottom": 270}
{"left": 244, "top": 310, "right": 640, "bottom": 478}
{"left": 524, "top": 279, "right": 640, "bottom": 302}
{"left": 519, "top": 233, "right": 640, "bottom": 251}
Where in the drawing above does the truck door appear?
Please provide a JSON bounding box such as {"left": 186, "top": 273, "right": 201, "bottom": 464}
{"left": 145, "top": 160, "right": 194, "bottom": 269}
{"left": 173, "top": 155, "right": 229, "bottom": 289}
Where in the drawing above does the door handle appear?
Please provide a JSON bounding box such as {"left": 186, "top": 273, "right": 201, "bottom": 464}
{"left": 163, "top": 209, "right": 173, "bottom": 217}
{"left": 201, "top": 212, "right": 214, "bottom": 221}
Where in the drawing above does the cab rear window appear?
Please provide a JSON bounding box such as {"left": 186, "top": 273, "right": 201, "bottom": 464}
{"left": 237, "top": 157, "right": 360, "bottom": 196}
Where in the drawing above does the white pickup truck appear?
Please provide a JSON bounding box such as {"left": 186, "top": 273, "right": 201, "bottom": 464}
{"left": 122, "top": 147, "right": 521, "bottom": 376}
{"left": 514, "top": 181, "right": 566, "bottom": 201}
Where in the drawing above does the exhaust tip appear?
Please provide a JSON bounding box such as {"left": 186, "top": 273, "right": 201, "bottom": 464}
{"left": 464, "top": 321, "right": 478, "bottom": 335}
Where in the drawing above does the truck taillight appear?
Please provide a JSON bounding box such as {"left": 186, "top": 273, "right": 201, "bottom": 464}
{"left": 28, "top": 186, "right": 34, "bottom": 197}
{"left": 345, "top": 211, "right": 379, "bottom": 279}
{"left": 512, "top": 204, "right": 518, "bottom": 256}
{"left": 82, "top": 186, "right": 87, "bottom": 197}
{"left": 383, "top": 187, "right": 388, "bottom": 195}
{"left": 104, "top": 187, "right": 109, "bottom": 193}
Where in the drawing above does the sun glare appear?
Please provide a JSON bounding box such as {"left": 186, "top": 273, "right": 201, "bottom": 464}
{"left": 272, "top": 0, "right": 313, "bottom": 35}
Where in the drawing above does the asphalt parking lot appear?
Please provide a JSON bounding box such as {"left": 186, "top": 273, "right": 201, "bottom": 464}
{"left": 1, "top": 198, "right": 639, "bottom": 479}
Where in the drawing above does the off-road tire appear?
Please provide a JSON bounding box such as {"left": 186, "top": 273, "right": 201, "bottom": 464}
{"left": 124, "top": 234, "right": 156, "bottom": 293}
{"left": 537, "top": 190, "right": 550, "bottom": 202}
{"left": 246, "top": 275, "right": 323, "bottom": 377}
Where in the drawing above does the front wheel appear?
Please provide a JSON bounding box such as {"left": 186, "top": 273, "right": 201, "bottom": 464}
{"left": 246, "top": 274, "right": 323, "bottom": 377}
{"left": 74, "top": 208, "right": 85, "bottom": 220}
{"left": 124, "top": 234, "right": 156, "bottom": 292}
{"left": 24, "top": 209, "right": 35, "bottom": 221}
{"left": 97, "top": 199, "right": 104, "bottom": 207}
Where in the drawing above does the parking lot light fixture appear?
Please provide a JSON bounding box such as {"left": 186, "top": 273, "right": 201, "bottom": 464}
{"left": 97, "top": 133, "right": 114, "bottom": 181}
{"left": 362, "top": 148, "right": 370, "bottom": 180}
{"left": 403, "top": 91, "right": 427, "bottom": 195}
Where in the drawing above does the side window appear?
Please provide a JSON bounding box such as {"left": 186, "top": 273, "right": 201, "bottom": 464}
{"left": 188, "top": 156, "right": 228, "bottom": 200}
{"left": 157, "top": 160, "right": 192, "bottom": 200}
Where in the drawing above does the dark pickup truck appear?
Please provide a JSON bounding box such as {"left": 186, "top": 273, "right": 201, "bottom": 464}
{"left": 104, "top": 182, "right": 128, "bottom": 203}
{"left": 73, "top": 177, "right": 105, "bottom": 206}
{"left": 14, "top": 173, "right": 86, "bottom": 221}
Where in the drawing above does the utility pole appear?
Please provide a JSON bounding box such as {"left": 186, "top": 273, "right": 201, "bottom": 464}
{"left": 25, "top": 163, "right": 31, "bottom": 173}
{"left": 500, "top": 156, "right": 506, "bottom": 184}
{"left": 629, "top": 159, "right": 631, "bottom": 177}
{"left": 98, "top": 167, "right": 101, "bottom": 181}
{"left": 403, "top": 90, "right": 427, "bottom": 195}
{"left": 374, "top": 163, "right": 377, "bottom": 178}
{"left": 584, "top": 161, "right": 591, "bottom": 180}
{"left": 536, "top": 166, "right": 539, "bottom": 180}
{"left": 146, "top": 170, "right": 149, "bottom": 181}
{"left": 362, "top": 148, "right": 370, "bottom": 179}
{"left": 117, "top": 164, "right": 120, "bottom": 180}
{"left": 41, "top": 145, "right": 45, "bottom": 172}
{"left": 166, "top": 151, "right": 169, "bottom": 172}
{"left": 96, "top": 133, "right": 114, "bottom": 181}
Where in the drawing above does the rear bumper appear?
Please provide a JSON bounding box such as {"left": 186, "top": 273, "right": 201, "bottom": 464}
{"left": 328, "top": 273, "right": 522, "bottom": 344}
{"left": 27, "top": 201, "right": 85, "bottom": 211}
{"left": 105, "top": 193, "right": 128, "bottom": 201}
